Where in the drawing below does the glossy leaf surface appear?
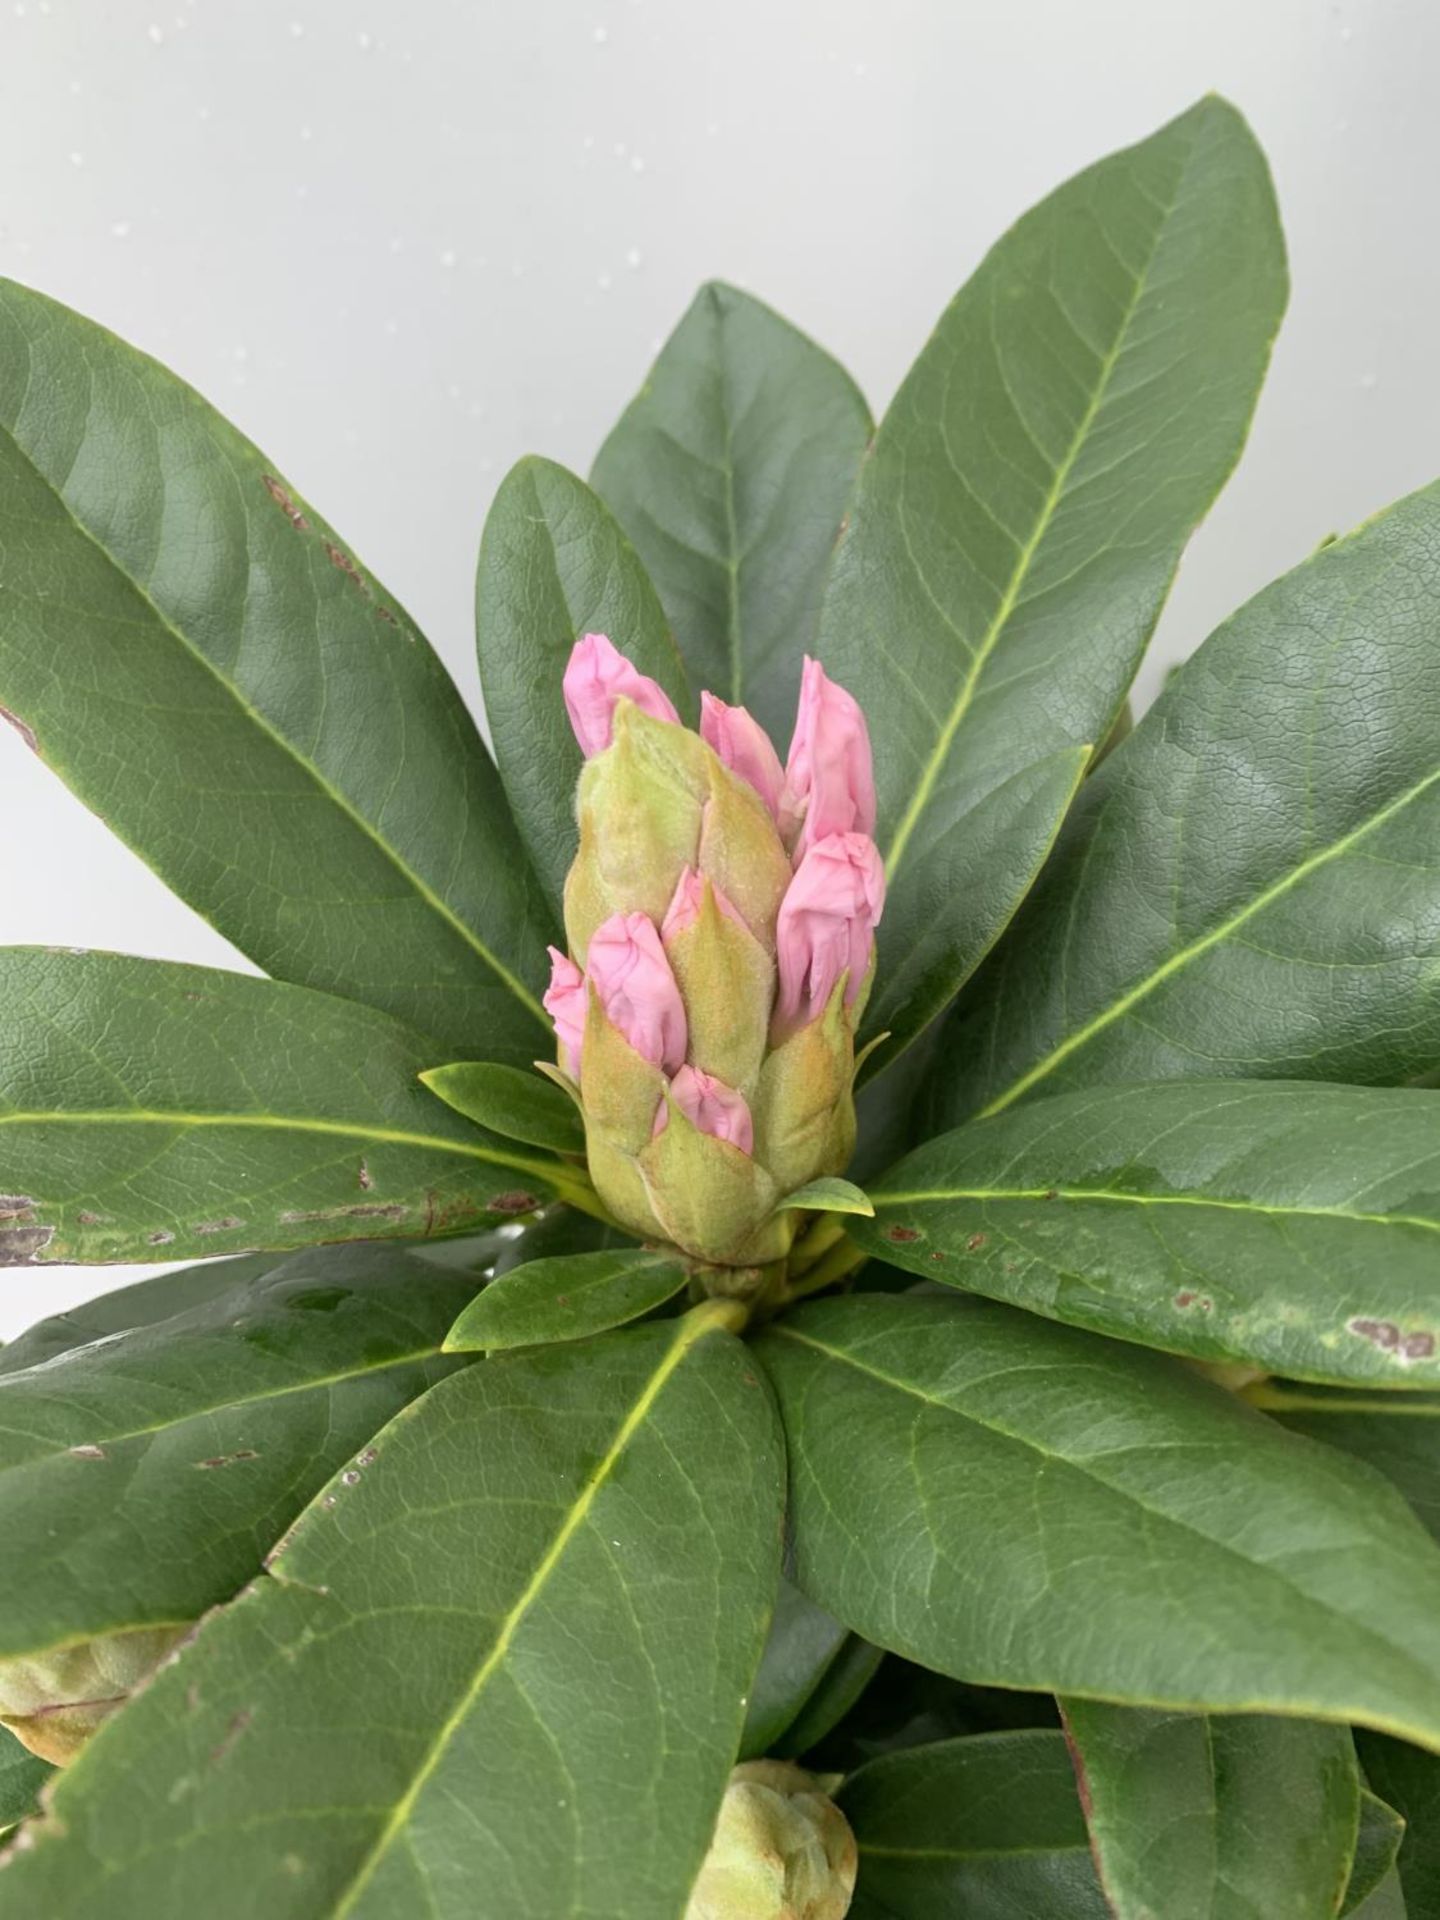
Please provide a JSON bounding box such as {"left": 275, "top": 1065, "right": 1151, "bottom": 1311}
{"left": 0, "top": 1309, "right": 782, "bottom": 1918}
{"left": 757, "top": 1294, "right": 1440, "bottom": 1750}
{"left": 937, "top": 479, "right": 1440, "bottom": 1125}
{"left": 592, "top": 280, "right": 872, "bottom": 741}
{"left": 1062, "top": 1697, "right": 1359, "bottom": 1919}
{"left": 818, "top": 98, "right": 1285, "bottom": 1077}
{"left": 1265, "top": 1386, "right": 1440, "bottom": 1546}
{"left": 0, "top": 278, "right": 553, "bottom": 1065}
{"left": 475, "top": 455, "right": 692, "bottom": 913}
{"left": 855, "top": 1081, "right": 1440, "bottom": 1385}
{"left": 0, "top": 950, "right": 579, "bottom": 1266}
{"left": 858, "top": 745, "right": 1090, "bottom": 1076}
{"left": 443, "top": 1247, "right": 688, "bottom": 1352}
{"left": 839, "top": 1729, "right": 1109, "bottom": 1918}
{"left": 420, "top": 1060, "right": 585, "bottom": 1154}
{"left": 0, "top": 1242, "right": 473, "bottom": 1658}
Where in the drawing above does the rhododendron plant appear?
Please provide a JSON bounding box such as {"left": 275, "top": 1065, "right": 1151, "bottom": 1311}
{"left": 2, "top": 96, "right": 1439, "bottom": 1919}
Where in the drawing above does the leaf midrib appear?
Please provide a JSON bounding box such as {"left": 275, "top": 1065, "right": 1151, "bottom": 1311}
{"left": 881, "top": 129, "right": 1195, "bottom": 884}
{"left": 983, "top": 760, "right": 1440, "bottom": 1116}
{"left": 0, "top": 1107, "right": 554, "bottom": 1178}
{"left": 0, "top": 408, "right": 547, "bottom": 1031}
{"left": 327, "top": 1301, "right": 743, "bottom": 1918}
{"left": 871, "top": 1182, "right": 1440, "bottom": 1239}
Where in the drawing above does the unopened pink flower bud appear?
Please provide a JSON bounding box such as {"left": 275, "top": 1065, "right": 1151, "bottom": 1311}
{"left": 775, "top": 833, "right": 886, "bottom": 1031}
{"left": 786, "top": 657, "right": 876, "bottom": 857}
{"left": 564, "top": 632, "right": 680, "bottom": 758}
{"left": 654, "top": 1065, "right": 755, "bottom": 1155}
{"left": 701, "top": 692, "right": 792, "bottom": 830}
{"left": 661, "top": 865, "right": 749, "bottom": 944}
{"left": 543, "top": 946, "right": 587, "bottom": 1078}
{"left": 586, "top": 911, "right": 688, "bottom": 1073}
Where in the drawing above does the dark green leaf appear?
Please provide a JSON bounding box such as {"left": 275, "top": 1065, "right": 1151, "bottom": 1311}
{"left": 774, "top": 1632, "right": 883, "bottom": 1761}
{"left": 1350, "top": 1871, "right": 1409, "bottom": 1919}
{"left": 1061, "top": 1697, "right": 1359, "bottom": 1919}
{"left": 420, "top": 1060, "right": 584, "bottom": 1153}
{"left": 856, "top": 1080, "right": 1440, "bottom": 1386}
{"left": 475, "top": 455, "right": 693, "bottom": 915}
{"left": 1347, "top": 1792, "right": 1409, "bottom": 1918}
{"left": 757, "top": 1293, "right": 1440, "bottom": 1750}
{"left": 838, "top": 1729, "right": 1109, "bottom": 1919}
{"left": 0, "top": 1728, "right": 52, "bottom": 1831}
{"left": 1264, "top": 1385, "right": 1440, "bottom": 1546}
{"left": 591, "top": 280, "right": 872, "bottom": 741}
{"left": 0, "top": 277, "right": 554, "bottom": 1066}
{"left": 490, "top": 1204, "right": 636, "bottom": 1273}
{"left": 739, "top": 1576, "right": 851, "bottom": 1760}
{"left": 808, "top": 1659, "right": 1060, "bottom": 1774}
{"left": 936, "top": 477, "right": 1440, "bottom": 1128}
{"left": 0, "top": 1241, "right": 476, "bottom": 1660}
{"left": 0, "top": 950, "right": 588, "bottom": 1266}
{"left": 818, "top": 98, "right": 1285, "bottom": 1083}
{"left": 859, "top": 746, "right": 1091, "bottom": 1077}
{"left": 1358, "top": 1734, "right": 1440, "bottom": 1919}
{"left": 0, "top": 1306, "right": 783, "bottom": 1918}
{"left": 443, "top": 1248, "right": 688, "bottom": 1352}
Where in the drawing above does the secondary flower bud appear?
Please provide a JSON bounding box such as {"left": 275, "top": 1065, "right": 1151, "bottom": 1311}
{"left": 656, "top": 1065, "right": 755, "bottom": 1153}
{"left": 787, "top": 655, "right": 877, "bottom": 857}
{"left": 685, "top": 1761, "right": 858, "bottom": 1920}
{"left": 701, "top": 692, "right": 793, "bottom": 833}
{"left": 775, "top": 833, "right": 886, "bottom": 1035}
{"left": 586, "top": 911, "right": 687, "bottom": 1073}
{"left": 564, "top": 631, "right": 679, "bottom": 757}
{"left": 543, "top": 946, "right": 586, "bottom": 1079}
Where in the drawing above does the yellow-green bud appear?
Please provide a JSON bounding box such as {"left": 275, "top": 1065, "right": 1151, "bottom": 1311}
{"left": 685, "top": 1761, "right": 858, "bottom": 1920}
{"left": 0, "top": 1624, "right": 187, "bottom": 1765}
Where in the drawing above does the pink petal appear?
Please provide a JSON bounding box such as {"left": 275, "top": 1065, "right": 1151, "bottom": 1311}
{"left": 585, "top": 911, "right": 688, "bottom": 1073}
{"left": 542, "top": 946, "right": 587, "bottom": 1079}
{"left": 659, "top": 864, "right": 750, "bottom": 944}
{"left": 786, "top": 656, "right": 877, "bottom": 858}
{"left": 653, "top": 1064, "right": 754, "bottom": 1155}
{"left": 774, "top": 832, "right": 886, "bottom": 1030}
{"left": 700, "top": 691, "right": 789, "bottom": 824}
{"left": 563, "top": 632, "right": 680, "bottom": 758}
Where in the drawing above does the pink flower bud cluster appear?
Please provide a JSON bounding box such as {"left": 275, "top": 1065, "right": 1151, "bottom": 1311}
{"left": 546, "top": 633, "right": 884, "bottom": 1158}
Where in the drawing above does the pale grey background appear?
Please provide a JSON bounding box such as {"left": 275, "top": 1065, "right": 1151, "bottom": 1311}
{"left": 0, "top": 0, "right": 1431, "bottom": 1334}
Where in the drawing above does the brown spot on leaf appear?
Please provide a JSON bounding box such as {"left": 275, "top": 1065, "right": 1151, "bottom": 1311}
{"left": 929, "top": 1250, "right": 946, "bottom": 1262}
{"left": 196, "top": 1449, "right": 259, "bottom": 1470}
{"left": 358, "top": 1159, "right": 373, "bottom": 1191}
{"left": 1350, "top": 1317, "right": 1402, "bottom": 1352}
{"left": 148, "top": 1229, "right": 176, "bottom": 1246}
{"left": 356, "top": 1446, "right": 378, "bottom": 1467}
{"left": 69, "top": 1444, "right": 106, "bottom": 1461}
{"left": 1175, "top": 1291, "right": 1197, "bottom": 1309}
{"left": 1404, "top": 1331, "right": 1437, "bottom": 1360}
{"left": 0, "top": 1224, "right": 54, "bottom": 1263}
{"left": 194, "top": 1216, "right": 245, "bottom": 1236}
{"left": 0, "top": 704, "right": 37, "bottom": 753}
{"left": 210, "top": 1709, "right": 253, "bottom": 1767}
{"left": 261, "top": 473, "right": 309, "bottom": 530}
{"left": 488, "top": 1191, "right": 540, "bottom": 1216}
{"left": 75, "top": 1210, "right": 111, "bottom": 1226}
{"left": 884, "top": 1225, "right": 921, "bottom": 1244}
{"left": 323, "top": 540, "right": 367, "bottom": 590}
{"left": 0, "top": 1196, "right": 36, "bottom": 1218}
{"left": 965, "top": 1232, "right": 987, "bottom": 1252}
